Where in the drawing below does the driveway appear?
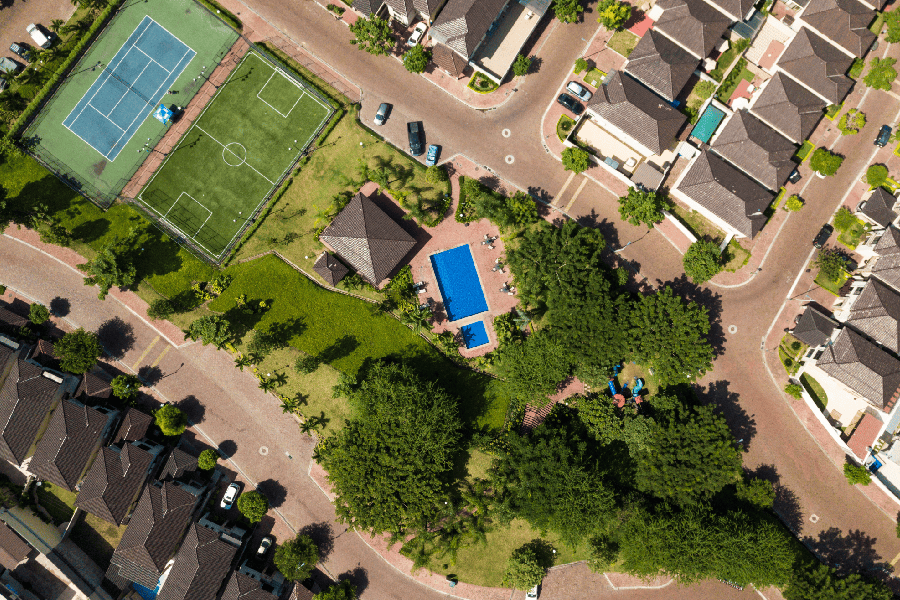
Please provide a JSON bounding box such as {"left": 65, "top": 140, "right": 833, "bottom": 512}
{"left": 0, "top": 0, "right": 74, "bottom": 71}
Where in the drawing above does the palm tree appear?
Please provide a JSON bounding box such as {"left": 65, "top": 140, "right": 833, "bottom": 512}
{"left": 512, "top": 309, "right": 531, "bottom": 331}
{"left": 0, "top": 91, "right": 26, "bottom": 112}
{"left": 299, "top": 419, "right": 317, "bottom": 436}
{"left": 258, "top": 377, "right": 276, "bottom": 393}
{"left": 234, "top": 353, "right": 253, "bottom": 371}
{"left": 280, "top": 396, "right": 300, "bottom": 414}
{"left": 401, "top": 306, "right": 432, "bottom": 333}
{"left": 49, "top": 19, "right": 65, "bottom": 34}
{"left": 17, "top": 68, "right": 45, "bottom": 87}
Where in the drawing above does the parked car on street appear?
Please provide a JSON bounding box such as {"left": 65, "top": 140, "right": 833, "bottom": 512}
{"left": 374, "top": 102, "right": 390, "bottom": 125}
{"left": 788, "top": 169, "right": 801, "bottom": 184}
{"left": 556, "top": 93, "right": 583, "bottom": 115}
{"left": 407, "top": 22, "right": 428, "bottom": 47}
{"left": 408, "top": 121, "right": 423, "bottom": 156}
{"left": 0, "top": 57, "right": 21, "bottom": 75}
{"left": 566, "top": 81, "right": 592, "bottom": 102}
{"left": 26, "top": 24, "right": 52, "bottom": 49}
{"left": 425, "top": 144, "right": 440, "bottom": 166}
{"left": 220, "top": 482, "right": 240, "bottom": 509}
{"left": 875, "top": 124, "right": 892, "bottom": 147}
{"left": 257, "top": 536, "right": 273, "bottom": 557}
{"left": 9, "top": 43, "right": 33, "bottom": 63}
{"left": 813, "top": 223, "right": 834, "bottom": 248}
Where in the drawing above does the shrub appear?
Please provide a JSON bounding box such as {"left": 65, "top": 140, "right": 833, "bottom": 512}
{"left": 833, "top": 207, "right": 856, "bottom": 232}
{"left": 561, "top": 147, "right": 590, "bottom": 174}
{"left": 154, "top": 404, "right": 187, "bottom": 437}
{"left": 683, "top": 240, "right": 722, "bottom": 284}
{"left": 597, "top": 0, "right": 632, "bottom": 31}
{"left": 574, "top": 57, "right": 589, "bottom": 73}
{"left": 809, "top": 148, "right": 843, "bottom": 176}
{"left": 198, "top": 449, "right": 218, "bottom": 470}
{"left": 843, "top": 462, "right": 871, "bottom": 485}
{"left": 694, "top": 80, "right": 716, "bottom": 99}
{"left": 403, "top": 45, "right": 430, "bottom": 74}
{"left": 866, "top": 164, "right": 889, "bottom": 188}
{"left": 513, "top": 54, "right": 532, "bottom": 77}
{"left": 147, "top": 298, "right": 175, "bottom": 320}
{"left": 785, "top": 383, "right": 803, "bottom": 399}
{"left": 295, "top": 354, "right": 321, "bottom": 374}
{"left": 237, "top": 490, "right": 269, "bottom": 523}
{"left": 425, "top": 165, "right": 448, "bottom": 184}
{"left": 28, "top": 303, "right": 50, "bottom": 325}
{"left": 790, "top": 341, "right": 801, "bottom": 352}
{"left": 785, "top": 195, "right": 803, "bottom": 212}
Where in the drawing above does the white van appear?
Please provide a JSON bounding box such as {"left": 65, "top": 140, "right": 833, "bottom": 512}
{"left": 26, "top": 24, "right": 51, "bottom": 49}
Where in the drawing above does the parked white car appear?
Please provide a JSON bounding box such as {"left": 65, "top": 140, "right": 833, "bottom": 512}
{"left": 407, "top": 22, "right": 428, "bottom": 47}
{"left": 26, "top": 24, "right": 52, "bottom": 49}
{"left": 220, "top": 482, "right": 240, "bottom": 509}
{"left": 566, "top": 81, "right": 592, "bottom": 102}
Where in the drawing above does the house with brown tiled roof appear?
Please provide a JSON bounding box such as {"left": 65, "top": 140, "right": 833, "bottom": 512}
{"left": 27, "top": 398, "right": 117, "bottom": 491}
{"left": 798, "top": 0, "right": 876, "bottom": 57}
{"left": 792, "top": 305, "right": 839, "bottom": 348}
{"left": 319, "top": 191, "right": 416, "bottom": 286}
{"left": 113, "top": 408, "right": 154, "bottom": 445}
{"left": 75, "top": 441, "right": 159, "bottom": 525}
{"left": 814, "top": 327, "right": 900, "bottom": 412}
{"left": 158, "top": 447, "right": 198, "bottom": 483}
{"left": 651, "top": 0, "right": 731, "bottom": 59}
{"left": 221, "top": 571, "right": 278, "bottom": 600}
{"left": 156, "top": 523, "right": 237, "bottom": 600}
{"left": 857, "top": 187, "right": 899, "bottom": 230}
{"left": 624, "top": 30, "right": 700, "bottom": 102}
{"left": 288, "top": 582, "right": 316, "bottom": 600}
{"left": 106, "top": 481, "right": 201, "bottom": 590}
{"left": 672, "top": 149, "right": 774, "bottom": 238}
{"left": 0, "top": 306, "right": 27, "bottom": 334}
{"left": 0, "top": 349, "right": 74, "bottom": 467}
{"left": 775, "top": 27, "right": 853, "bottom": 104}
{"left": 710, "top": 109, "right": 797, "bottom": 191}
{"left": 0, "top": 521, "right": 33, "bottom": 570}
{"left": 313, "top": 252, "right": 349, "bottom": 286}
{"left": 29, "top": 340, "right": 61, "bottom": 373}
{"left": 75, "top": 371, "right": 113, "bottom": 404}
{"left": 352, "top": 0, "right": 446, "bottom": 26}
{"left": 704, "top": 0, "right": 755, "bottom": 21}
{"left": 584, "top": 70, "right": 687, "bottom": 157}
{"left": 841, "top": 278, "right": 900, "bottom": 354}
{"left": 749, "top": 72, "right": 826, "bottom": 144}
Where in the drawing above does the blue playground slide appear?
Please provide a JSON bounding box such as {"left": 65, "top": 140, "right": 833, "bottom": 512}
{"left": 632, "top": 378, "right": 645, "bottom": 397}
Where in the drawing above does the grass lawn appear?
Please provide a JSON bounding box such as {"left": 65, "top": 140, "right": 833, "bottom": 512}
{"left": 709, "top": 43, "right": 741, "bottom": 82}
{"left": 795, "top": 140, "right": 814, "bottom": 162}
{"left": 424, "top": 518, "right": 592, "bottom": 587}
{"left": 723, "top": 239, "right": 751, "bottom": 272}
{"left": 717, "top": 66, "right": 753, "bottom": 103}
{"left": 582, "top": 68, "right": 607, "bottom": 87}
{"left": 607, "top": 31, "right": 638, "bottom": 58}
{"left": 814, "top": 270, "right": 848, "bottom": 295}
{"left": 671, "top": 204, "right": 726, "bottom": 242}
{"left": 800, "top": 372, "right": 828, "bottom": 411}
{"left": 557, "top": 115, "right": 575, "bottom": 141}
{"left": 35, "top": 483, "right": 76, "bottom": 525}
{"left": 870, "top": 11, "right": 886, "bottom": 34}
{"left": 464, "top": 448, "right": 494, "bottom": 480}
{"left": 69, "top": 512, "right": 126, "bottom": 570}
{"left": 618, "top": 362, "right": 660, "bottom": 397}
{"left": 824, "top": 103, "right": 842, "bottom": 121}
{"left": 837, "top": 218, "right": 869, "bottom": 250}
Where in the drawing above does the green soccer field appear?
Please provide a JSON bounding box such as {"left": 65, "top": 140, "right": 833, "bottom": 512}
{"left": 137, "top": 50, "right": 333, "bottom": 258}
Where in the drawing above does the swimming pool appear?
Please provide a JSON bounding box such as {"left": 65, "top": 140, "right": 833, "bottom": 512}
{"left": 461, "top": 321, "right": 490, "bottom": 348}
{"left": 691, "top": 105, "right": 726, "bottom": 143}
{"left": 430, "top": 245, "right": 489, "bottom": 321}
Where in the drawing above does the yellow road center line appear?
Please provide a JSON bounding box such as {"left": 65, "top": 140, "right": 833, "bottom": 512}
{"left": 131, "top": 336, "right": 160, "bottom": 370}
{"left": 552, "top": 172, "right": 577, "bottom": 205}
{"left": 564, "top": 178, "right": 589, "bottom": 212}
{"left": 150, "top": 345, "right": 171, "bottom": 369}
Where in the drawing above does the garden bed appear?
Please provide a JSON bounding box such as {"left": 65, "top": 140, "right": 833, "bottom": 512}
{"left": 557, "top": 115, "right": 575, "bottom": 141}
{"left": 582, "top": 68, "right": 607, "bottom": 87}
{"left": 795, "top": 141, "right": 814, "bottom": 162}
{"left": 800, "top": 372, "right": 828, "bottom": 411}
{"left": 837, "top": 217, "right": 868, "bottom": 250}
{"left": 467, "top": 72, "right": 499, "bottom": 94}
{"left": 607, "top": 31, "right": 638, "bottom": 58}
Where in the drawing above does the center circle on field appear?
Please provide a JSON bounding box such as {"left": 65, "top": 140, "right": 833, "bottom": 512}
{"left": 223, "top": 142, "right": 247, "bottom": 167}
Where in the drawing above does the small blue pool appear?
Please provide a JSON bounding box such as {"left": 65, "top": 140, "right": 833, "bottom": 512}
{"left": 461, "top": 321, "right": 490, "bottom": 348}
{"left": 691, "top": 105, "right": 726, "bottom": 143}
{"left": 430, "top": 245, "right": 489, "bottom": 321}
{"left": 133, "top": 582, "right": 160, "bottom": 600}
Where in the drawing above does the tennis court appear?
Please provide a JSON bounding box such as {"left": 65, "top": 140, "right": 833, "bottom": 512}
{"left": 63, "top": 16, "right": 194, "bottom": 161}
{"left": 137, "top": 50, "right": 333, "bottom": 259}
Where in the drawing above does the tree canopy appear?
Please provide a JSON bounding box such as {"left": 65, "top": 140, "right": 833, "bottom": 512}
{"left": 683, "top": 240, "right": 721, "bottom": 284}
{"left": 597, "top": 0, "right": 632, "bottom": 30}
{"left": 198, "top": 449, "right": 218, "bottom": 471}
{"left": 313, "top": 580, "right": 357, "bottom": 600}
{"left": 810, "top": 148, "right": 844, "bottom": 176}
{"left": 28, "top": 303, "right": 50, "bottom": 325}
{"left": 814, "top": 247, "right": 849, "bottom": 282}
{"left": 154, "top": 404, "right": 187, "bottom": 437}
{"left": 274, "top": 534, "right": 319, "bottom": 581}
{"left": 79, "top": 231, "right": 138, "bottom": 300}
{"left": 110, "top": 374, "right": 141, "bottom": 402}
{"left": 553, "top": 0, "right": 583, "bottom": 23}
{"left": 503, "top": 540, "right": 556, "bottom": 590}
{"left": 403, "top": 45, "right": 430, "bottom": 73}
{"left": 237, "top": 490, "right": 269, "bottom": 523}
{"left": 617, "top": 188, "right": 670, "bottom": 228}
{"left": 316, "top": 362, "right": 462, "bottom": 534}
{"left": 54, "top": 328, "right": 102, "bottom": 374}
{"left": 866, "top": 164, "right": 889, "bottom": 188}
{"left": 494, "top": 329, "right": 572, "bottom": 406}
{"left": 784, "top": 561, "right": 893, "bottom": 600}
{"left": 864, "top": 57, "right": 898, "bottom": 91}
{"left": 184, "top": 315, "right": 231, "bottom": 348}
{"left": 513, "top": 54, "right": 532, "bottom": 77}
{"left": 349, "top": 16, "right": 394, "bottom": 56}
{"left": 472, "top": 190, "right": 539, "bottom": 231}
{"left": 561, "top": 147, "right": 590, "bottom": 174}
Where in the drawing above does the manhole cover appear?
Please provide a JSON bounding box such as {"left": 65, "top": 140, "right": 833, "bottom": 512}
{"left": 505, "top": 155, "right": 514, "bottom": 164}
{"left": 258, "top": 446, "right": 269, "bottom": 456}
{"left": 728, "top": 325, "right": 738, "bottom": 334}
{"left": 502, "top": 128, "right": 511, "bottom": 138}
{"left": 810, "top": 514, "right": 819, "bottom": 523}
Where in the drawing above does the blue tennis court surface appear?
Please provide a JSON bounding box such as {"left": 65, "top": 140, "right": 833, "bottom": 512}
{"left": 430, "top": 245, "right": 489, "bottom": 321}
{"left": 461, "top": 321, "right": 489, "bottom": 348}
{"left": 63, "top": 16, "right": 194, "bottom": 161}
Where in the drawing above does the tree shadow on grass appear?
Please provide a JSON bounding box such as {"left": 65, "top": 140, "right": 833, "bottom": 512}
{"left": 96, "top": 316, "right": 135, "bottom": 360}
{"left": 318, "top": 335, "right": 359, "bottom": 364}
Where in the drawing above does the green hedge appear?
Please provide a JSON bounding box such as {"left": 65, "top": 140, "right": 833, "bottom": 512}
{"left": 196, "top": 0, "right": 242, "bottom": 31}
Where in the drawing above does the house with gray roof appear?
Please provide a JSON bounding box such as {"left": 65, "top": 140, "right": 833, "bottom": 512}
{"left": 859, "top": 226, "right": 900, "bottom": 293}
{"left": 672, "top": 149, "right": 774, "bottom": 238}
{"left": 352, "top": 0, "right": 446, "bottom": 26}
{"left": 775, "top": 27, "right": 853, "bottom": 104}
{"left": 799, "top": 0, "right": 875, "bottom": 57}
{"left": 158, "top": 447, "right": 198, "bottom": 483}
{"left": 749, "top": 72, "right": 826, "bottom": 144}
{"left": 624, "top": 30, "right": 700, "bottom": 102}
{"left": 857, "top": 187, "right": 898, "bottom": 229}
{"left": 75, "top": 372, "right": 112, "bottom": 404}
{"left": 27, "top": 398, "right": 117, "bottom": 491}
{"left": 843, "top": 278, "right": 900, "bottom": 354}
{"left": 585, "top": 70, "right": 686, "bottom": 157}
{"left": 319, "top": 191, "right": 416, "bottom": 286}
{"left": 0, "top": 351, "right": 72, "bottom": 467}
{"left": 704, "top": 0, "right": 756, "bottom": 21}
{"left": 313, "top": 252, "right": 349, "bottom": 286}
{"left": 112, "top": 408, "right": 154, "bottom": 445}
{"left": 792, "top": 305, "right": 839, "bottom": 348}
{"left": 221, "top": 571, "right": 278, "bottom": 600}
{"left": 429, "top": 0, "right": 509, "bottom": 62}
{"left": 156, "top": 523, "right": 237, "bottom": 600}
{"left": 75, "top": 441, "right": 158, "bottom": 525}
{"left": 652, "top": 0, "right": 731, "bottom": 59}
{"left": 815, "top": 327, "right": 900, "bottom": 412}
{"left": 710, "top": 110, "right": 797, "bottom": 191}
{"left": 107, "top": 481, "right": 201, "bottom": 589}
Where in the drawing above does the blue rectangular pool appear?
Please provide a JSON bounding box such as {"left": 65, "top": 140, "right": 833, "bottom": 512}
{"left": 691, "top": 105, "right": 726, "bottom": 143}
{"left": 461, "top": 321, "right": 490, "bottom": 348}
{"left": 430, "top": 245, "right": 489, "bottom": 321}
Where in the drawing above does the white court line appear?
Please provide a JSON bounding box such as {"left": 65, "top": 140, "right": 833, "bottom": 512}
{"left": 63, "top": 105, "right": 124, "bottom": 155}
{"left": 256, "top": 72, "right": 304, "bottom": 118}
{"left": 133, "top": 44, "right": 171, "bottom": 74}
{"left": 139, "top": 17, "right": 194, "bottom": 64}
{"left": 98, "top": 48, "right": 153, "bottom": 117}
{"left": 194, "top": 124, "right": 275, "bottom": 184}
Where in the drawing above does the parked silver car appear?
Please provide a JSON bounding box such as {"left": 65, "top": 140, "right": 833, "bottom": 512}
{"left": 566, "top": 81, "right": 592, "bottom": 102}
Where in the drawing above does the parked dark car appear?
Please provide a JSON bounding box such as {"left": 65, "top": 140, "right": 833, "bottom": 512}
{"left": 9, "top": 43, "right": 33, "bottom": 63}
{"left": 407, "top": 121, "right": 423, "bottom": 156}
{"left": 374, "top": 102, "right": 390, "bottom": 125}
{"left": 0, "top": 57, "right": 21, "bottom": 76}
{"left": 876, "top": 124, "right": 892, "bottom": 147}
{"left": 556, "top": 93, "right": 583, "bottom": 115}
{"left": 788, "top": 169, "right": 801, "bottom": 184}
{"left": 813, "top": 223, "right": 834, "bottom": 248}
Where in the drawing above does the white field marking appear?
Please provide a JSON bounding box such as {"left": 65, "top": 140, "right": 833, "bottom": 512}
{"left": 256, "top": 71, "right": 304, "bottom": 118}
{"left": 194, "top": 124, "right": 275, "bottom": 184}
